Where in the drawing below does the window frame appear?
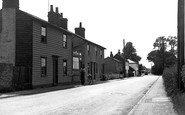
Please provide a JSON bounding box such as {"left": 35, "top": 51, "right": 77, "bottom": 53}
{"left": 41, "top": 57, "right": 47, "bottom": 77}
{"left": 100, "top": 50, "right": 103, "bottom": 58}
{"left": 73, "top": 57, "right": 80, "bottom": 70}
{"left": 87, "top": 44, "right": 90, "bottom": 55}
{"left": 63, "top": 59, "right": 67, "bottom": 76}
{"left": 95, "top": 47, "right": 97, "bottom": 56}
{"left": 41, "top": 26, "right": 47, "bottom": 43}
{"left": 63, "top": 34, "right": 67, "bottom": 48}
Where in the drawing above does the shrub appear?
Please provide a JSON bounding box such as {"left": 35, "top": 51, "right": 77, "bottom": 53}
{"left": 162, "top": 64, "right": 179, "bottom": 97}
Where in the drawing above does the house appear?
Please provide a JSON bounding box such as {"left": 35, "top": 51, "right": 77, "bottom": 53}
{"left": 104, "top": 53, "right": 123, "bottom": 79}
{"left": 114, "top": 50, "right": 129, "bottom": 77}
{"left": 128, "top": 59, "right": 139, "bottom": 76}
{"left": 104, "top": 51, "right": 129, "bottom": 78}
{"left": 0, "top": 0, "right": 105, "bottom": 90}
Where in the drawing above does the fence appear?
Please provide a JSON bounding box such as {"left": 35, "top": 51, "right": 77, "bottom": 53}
{"left": 12, "top": 66, "right": 32, "bottom": 90}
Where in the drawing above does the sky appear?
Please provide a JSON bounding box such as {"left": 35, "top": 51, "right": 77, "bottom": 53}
{"left": 0, "top": 0, "right": 177, "bottom": 68}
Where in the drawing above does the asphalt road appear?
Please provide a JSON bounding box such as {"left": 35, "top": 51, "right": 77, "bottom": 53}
{"left": 0, "top": 75, "right": 159, "bottom": 115}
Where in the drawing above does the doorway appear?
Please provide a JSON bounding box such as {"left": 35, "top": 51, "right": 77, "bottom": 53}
{"left": 52, "top": 56, "right": 58, "bottom": 86}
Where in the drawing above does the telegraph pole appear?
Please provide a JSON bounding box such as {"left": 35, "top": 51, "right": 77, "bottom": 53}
{"left": 123, "top": 39, "right": 126, "bottom": 77}
{"left": 177, "top": 0, "right": 184, "bottom": 90}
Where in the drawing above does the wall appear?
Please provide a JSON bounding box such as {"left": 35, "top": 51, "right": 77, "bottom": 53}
{"left": 104, "top": 58, "right": 122, "bottom": 74}
{"left": 0, "top": 8, "right": 16, "bottom": 89}
{"left": 0, "top": 9, "right": 16, "bottom": 65}
{"left": 16, "top": 11, "right": 33, "bottom": 67}
{"left": 84, "top": 42, "right": 105, "bottom": 82}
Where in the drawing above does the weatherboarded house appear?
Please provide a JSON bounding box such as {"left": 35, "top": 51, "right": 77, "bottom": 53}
{"left": 0, "top": 0, "right": 105, "bottom": 90}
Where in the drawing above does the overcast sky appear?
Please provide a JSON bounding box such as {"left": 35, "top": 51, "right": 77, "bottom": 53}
{"left": 0, "top": 0, "right": 177, "bottom": 68}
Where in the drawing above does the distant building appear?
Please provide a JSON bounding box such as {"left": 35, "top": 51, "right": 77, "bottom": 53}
{"left": 128, "top": 59, "right": 139, "bottom": 76}
{"left": 0, "top": 0, "right": 105, "bottom": 90}
{"left": 104, "top": 51, "right": 129, "bottom": 78}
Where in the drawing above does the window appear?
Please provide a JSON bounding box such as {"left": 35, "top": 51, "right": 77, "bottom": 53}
{"left": 41, "top": 57, "right": 47, "bottom": 77}
{"left": 63, "top": 59, "right": 67, "bottom": 75}
{"left": 100, "top": 50, "right": 103, "bottom": 58}
{"left": 41, "top": 26, "right": 47, "bottom": 43}
{"left": 87, "top": 44, "right": 90, "bottom": 55}
{"left": 63, "top": 34, "right": 67, "bottom": 48}
{"left": 95, "top": 47, "right": 97, "bottom": 56}
{"left": 96, "top": 63, "right": 98, "bottom": 73}
{"left": 73, "top": 57, "right": 79, "bottom": 70}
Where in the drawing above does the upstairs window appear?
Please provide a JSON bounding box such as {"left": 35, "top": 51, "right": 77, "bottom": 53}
{"left": 100, "top": 50, "right": 103, "bottom": 58}
{"left": 87, "top": 44, "right": 90, "bottom": 55}
{"left": 41, "top": 26, "right": 47, "bottom": 43}
{"left": 95, "top": 47, "right": 97, "bottom": 56}
{"left": 41, "top": 57, "right": 47, "bottom": 77}
{"left": 63, "top": 34, "right": 67, "bottom": 48}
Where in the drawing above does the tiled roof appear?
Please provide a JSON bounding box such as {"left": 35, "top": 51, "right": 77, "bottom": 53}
{"left": 18, "top": 10, "right": 106, "bottom": 49}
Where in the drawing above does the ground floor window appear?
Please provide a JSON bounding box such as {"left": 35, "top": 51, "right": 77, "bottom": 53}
{"left": 41, "top": 57, "right": 47, "bottom": 77}
{"left": 63, "top": 59, "right": 67, "bottom": 75}
{"left": 73, "top": 57, "right": 80, "bottom": 70}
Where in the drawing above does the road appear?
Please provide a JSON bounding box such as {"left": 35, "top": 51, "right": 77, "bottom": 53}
{"left": 0, "top": 75, "right": 159, "bottom": 115}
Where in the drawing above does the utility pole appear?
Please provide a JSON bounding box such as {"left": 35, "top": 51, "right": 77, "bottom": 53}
{"left": 123, "top": 39, "right": 126, "bottom": 77}
{"left": 178, "top": 0, "right": 184, "bottom": 90}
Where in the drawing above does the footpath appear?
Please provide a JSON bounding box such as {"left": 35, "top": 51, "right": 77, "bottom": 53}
{"left": 127, "top": 76, "right": 178, "bottom": 115}
{"left": 0, "top": 80, "right": 108, "bottom": 99}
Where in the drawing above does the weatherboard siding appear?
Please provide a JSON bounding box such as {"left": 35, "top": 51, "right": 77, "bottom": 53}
{"left": 32, "top": 21, "right": 72, "bottom": 86}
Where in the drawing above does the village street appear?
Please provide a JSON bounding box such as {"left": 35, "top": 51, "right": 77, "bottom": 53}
{"left": 0, "top": 75, "right": 159, "bottom": 115}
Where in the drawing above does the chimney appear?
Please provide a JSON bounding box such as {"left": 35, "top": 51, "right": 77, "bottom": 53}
{"left": 59, "top": 13, "right": 68, "bottom": 30}
{"left": 48, "top": 5, "right": 60, "bottom": 26}
{"left": 110, "top": 51, "right": 113, "bottom": 57}
{"left": 75, "top": 22, "right": 85, "bottom": 38}
{"left": 118, "top": 49, "right": 121, "bottom": 55}
{"left": 3, "top": 0, "right": 19, "bottom": 9}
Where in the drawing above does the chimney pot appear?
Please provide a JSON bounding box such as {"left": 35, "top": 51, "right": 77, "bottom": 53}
{"left": 60, "top": 13, "right": 63, "bottom": 18}
{"left": 50, "top": 5, "right": 53, "bottom": 12}
{"left": 80, "top": 22, "right": 82, "bottom": 28}
{"left": 56, "top": 7, "right": 59, "bottom": 13}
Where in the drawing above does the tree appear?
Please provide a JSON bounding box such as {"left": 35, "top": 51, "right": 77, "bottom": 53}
{"left": 147, "top": 36, "right": 177, "bottom": 75}
{"left": 123, "top": 42, "right": 141, "bottom": 62}
{"left": 153, "top": 36, "right": 167, "bottom": 51}
{"left": 167, "top": 36, "right": 177, "bottom": 55}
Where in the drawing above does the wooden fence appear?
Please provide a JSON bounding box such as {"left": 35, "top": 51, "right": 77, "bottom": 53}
{"left": 12, "top": 66, "right": 32, "bottom": 90}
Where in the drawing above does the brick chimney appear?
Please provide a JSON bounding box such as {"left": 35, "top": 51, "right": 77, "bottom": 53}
{"left": 75, "top": 22, "right": 85, "bottom": 38}
{"left": 59, "top": 13, "right": 68, "bottom": 30}
{"left": 2, "top": 0, "right": 19, "bottom": 10}
{"left": 48, "top": 5, "right": 60, "bottom": 26}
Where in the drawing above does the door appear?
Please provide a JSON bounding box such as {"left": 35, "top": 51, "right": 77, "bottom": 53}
{"left": 90, "top": 62, "right": 96, "bottom": 80}
{"left": 53, "top": 56, "right": 58, "bottom": 86}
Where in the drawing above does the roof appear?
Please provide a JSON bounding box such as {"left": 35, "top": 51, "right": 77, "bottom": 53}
{"left": 128, "top": 59, "right": 137, "bottom": 64}
{"left": 105, "top": 57, "right": 122, "bottom": 63}
{"left": 114, "top": 53, "right": 128, "bottom": 63}
{"left": 18, "top": 10, "right": 106, "bottom": 49}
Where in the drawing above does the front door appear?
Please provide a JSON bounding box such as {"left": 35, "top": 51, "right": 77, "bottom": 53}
{"left": 53, "top": 56, "right": 58, "bottom": 86}
{"left": 91, "top": 62, "right": 96, "bottom": 80}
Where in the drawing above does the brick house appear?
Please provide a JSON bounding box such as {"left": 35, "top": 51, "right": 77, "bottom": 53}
{"left": 0, "top": 0, "right": 105, "bottom": 89}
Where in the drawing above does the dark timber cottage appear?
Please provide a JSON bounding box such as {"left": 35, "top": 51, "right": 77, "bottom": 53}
{"left": 0, "top": 0, "right": 105, "bottom": 89}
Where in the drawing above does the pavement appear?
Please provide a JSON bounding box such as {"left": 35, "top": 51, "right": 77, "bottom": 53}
{"left": 0, "top": 79, "right": 110, "bottom": 99}
{"left": 127, "top": 76, "right": 178, "bottom": 115}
